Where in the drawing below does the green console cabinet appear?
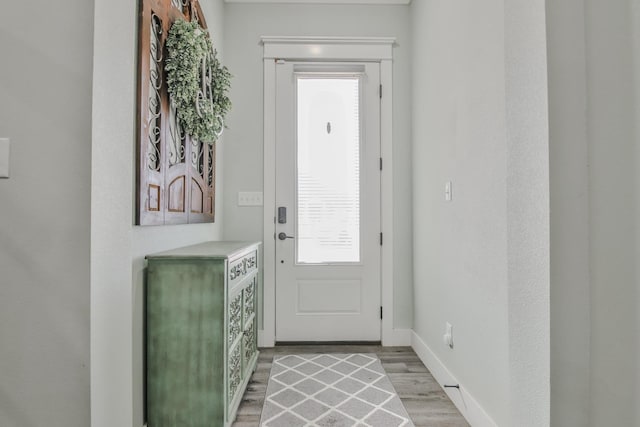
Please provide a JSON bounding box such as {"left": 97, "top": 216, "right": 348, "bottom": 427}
{"left": 145, "top": 241, "right": 261, "bottom": 427}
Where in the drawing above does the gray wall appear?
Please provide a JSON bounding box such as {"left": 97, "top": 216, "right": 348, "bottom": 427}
{"left": 585, "top": 0, "right": 638, "bottom": 425}
{"left": 548, "top": 0, "right": 639, "bottom": 425}
{"left": 222, "top": 3, "right": 414, "bottom": 329}
{"left": 636, "top": 4, "right": 640, "bottom": 423}
{"left": 0, "top": 1, "right": 94, "bottom": 426}
{"left": 3, "top": 1, "right": 637, "bottom": 426}
{"left": 90, "top": 1, "right": 226, "bottom": 426}
{"left": 546, "top": 1, "right": 591, "bottom": 425}
{"left": 411, "top": 0, "right": 510, "bottom": 423}
{"left": 411, "top": 0, "right": 550, "bottom": 424}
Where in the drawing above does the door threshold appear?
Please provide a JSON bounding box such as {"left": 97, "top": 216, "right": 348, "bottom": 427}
{"left": 275, "top": 341, "right": 382, "bottom": 346}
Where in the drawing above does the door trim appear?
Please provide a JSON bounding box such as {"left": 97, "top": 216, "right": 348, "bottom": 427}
{"left": 261, "top": 36, "right": 397, "bottom": 347}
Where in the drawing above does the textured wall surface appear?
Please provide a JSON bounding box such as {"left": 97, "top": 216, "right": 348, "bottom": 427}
{"left": 0, "top": 1, "right": 94, "bottom": 426}
{"left": 412, "top": 0, "right": 550, "bottom": 424}
{"left": 504, "top": 0, "right": 550, "bottom": 424}
{"left": 411, "top": 0, "right": 510, "bottom": 424}
{"left": 91, "top": 1, "right": 226, "bottom": 426}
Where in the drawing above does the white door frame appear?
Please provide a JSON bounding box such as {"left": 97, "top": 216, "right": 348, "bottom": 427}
{"left": 261, "top": 36, "right": 396, "bottom": 347}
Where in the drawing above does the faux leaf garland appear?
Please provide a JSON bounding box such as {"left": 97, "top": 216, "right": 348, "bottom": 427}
{"left": 165, "top": 19, "right": 231, "bottom": 143}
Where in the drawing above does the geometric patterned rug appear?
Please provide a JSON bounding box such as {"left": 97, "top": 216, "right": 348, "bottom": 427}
{"left": 259, "top": 354, "right": 416, "bottom": 427}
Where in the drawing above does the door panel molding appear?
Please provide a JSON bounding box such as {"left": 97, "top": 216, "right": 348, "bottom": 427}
{"left": 261, "top": 37, "right": 396, "bottom": 347}
{"left": 297, "top": 279, "right": 362, "bottom": 314}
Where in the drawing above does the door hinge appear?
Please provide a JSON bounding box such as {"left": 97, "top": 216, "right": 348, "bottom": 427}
{"left": 276, "top": 58, "right": 285, "bottom": 64}
{"left": 379, "top": 157, "right": 383, "bottom": 171}
{"left": 380, "top": 232, "right": 383, "bottom": 246}
{"left": 380, "top": 306, "right": 383, "bottom": 319}
{"left": 379, "top": 84, "right": 382, "bottom": 99}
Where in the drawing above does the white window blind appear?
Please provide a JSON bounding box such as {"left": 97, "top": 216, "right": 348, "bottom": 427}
{"left": 296, "top": 77, "right": 361, "bottom": 264}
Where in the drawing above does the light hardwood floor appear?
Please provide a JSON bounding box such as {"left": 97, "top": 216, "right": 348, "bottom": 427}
{"left": 232, "top": 345, "right": 469, "bottom": 427}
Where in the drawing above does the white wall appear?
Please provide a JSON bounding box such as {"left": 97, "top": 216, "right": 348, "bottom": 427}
{"left": 411, "top": 0, "right": 509, "bottom": 423}
{"left": 411, "top": 0, "right": 550, "bottom": 425}
{"left": 546, "top": 1, "right": 591, "bottom": 425}
{"left": 222, "top": 3, "right": 414, "bottom": 330}
{"left": 0, "top": 2, "right": 93, "bottom": 426}
{"left": 504, "top": 0, "right": 550, "bottom": 424}
{"left": 91, "top": 1, "right": 226, "bottom": 426}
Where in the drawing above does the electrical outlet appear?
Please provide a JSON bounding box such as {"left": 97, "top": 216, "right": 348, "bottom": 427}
{"left": 443, "top": 322, "right": 454, "bottom": 349}
{"left": 238, "top": 191, "right": 263, "bottom": 206}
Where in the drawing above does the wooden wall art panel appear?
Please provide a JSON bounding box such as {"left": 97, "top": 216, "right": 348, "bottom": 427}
{"left": 136, "top": 0, "right": 216, "bottom": 225}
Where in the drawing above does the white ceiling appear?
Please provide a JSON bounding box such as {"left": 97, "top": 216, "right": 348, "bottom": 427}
{"left": 224, "top": 0, "right": 411, "bottom": 4}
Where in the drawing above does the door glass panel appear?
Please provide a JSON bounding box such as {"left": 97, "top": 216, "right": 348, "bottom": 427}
{"left": 296, "top": 77, "right": 361, "bottom": 264}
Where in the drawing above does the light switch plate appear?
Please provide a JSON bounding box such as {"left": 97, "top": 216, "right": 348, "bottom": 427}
{"left": 238, "top": 191, "right": 263, "bottom": 206}
{"left": 0, "top": 138, "right": 10, "bottom": 178}
{"left": 445, "top": 181, "right": 452, "bottom": 201}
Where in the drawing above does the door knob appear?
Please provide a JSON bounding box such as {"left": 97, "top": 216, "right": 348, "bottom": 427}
{"left": 278, "top": 232, "right": 294, "bottom": 240}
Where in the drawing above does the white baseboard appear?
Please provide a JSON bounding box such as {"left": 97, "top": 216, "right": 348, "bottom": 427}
{"left": 383, "top": 328, "right": 412, "bottom": 346}
{"left": 411, "top": 331, "right": 498, "bottom": 427}
{"left": 258, "top": 330, "right": 275, "bottom": 348}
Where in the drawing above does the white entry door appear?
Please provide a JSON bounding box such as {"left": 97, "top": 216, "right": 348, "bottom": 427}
{"left": 275, "top": 61, "right": 381, "bottom": 342}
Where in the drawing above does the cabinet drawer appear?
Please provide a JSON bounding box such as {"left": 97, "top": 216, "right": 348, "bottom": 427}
{"left": 228, "top": 250, "right": 258, "bottom": 286}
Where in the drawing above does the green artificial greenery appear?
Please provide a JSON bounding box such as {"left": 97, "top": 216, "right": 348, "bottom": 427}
{"left": 165, "top": 19, "right": 231, "bottom": 143}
